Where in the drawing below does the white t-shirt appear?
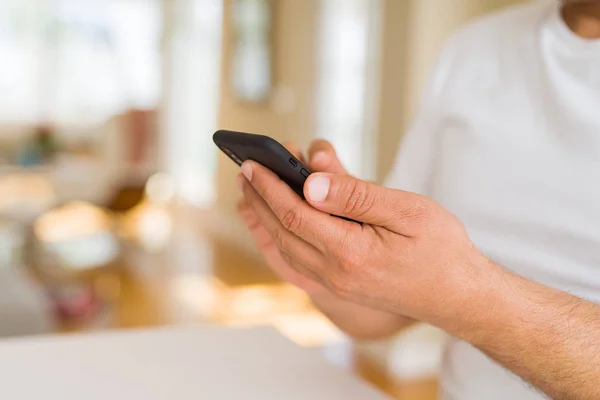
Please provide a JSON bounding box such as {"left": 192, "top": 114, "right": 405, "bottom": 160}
{"left": 385, "top": 1, "right": 600, "bottom": 399}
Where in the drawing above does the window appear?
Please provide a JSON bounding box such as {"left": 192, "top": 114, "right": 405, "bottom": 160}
{"left": 161, "top": 0, "right": 223, "bottom": 205}
{"left": 315, "top": 0, "right": 382, "bottom": 180}
{"left": 0, "top": 0, "right": 161, "bottom": 127}
{"left": 0, "top": 0, "right": 223, "bottom": 205}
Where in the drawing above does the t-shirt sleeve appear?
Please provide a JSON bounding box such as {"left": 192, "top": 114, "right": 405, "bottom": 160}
{"left": 383, "top": 41, "right": 456, "bottom": 197}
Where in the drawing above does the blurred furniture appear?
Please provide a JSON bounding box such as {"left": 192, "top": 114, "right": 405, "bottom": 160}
{"left": 0, "top": 219, "right": 53, "bottom": 338}
{"left": 0, "top": 326, "right": 387, "bottom": 400}
{"left": 27, "top": 201, "right": 121, "bottom": 326}
{"left": 0, "top": 166, "right": 120, "bottom": 333}
{"left": 0, "top": 175, "right": 57, "bottom": 338}
{"left": 0, "top": 108, "right": 155, "bottom": 210}
{"left": 0, "top": 151, "right": 115, "bottom": 208}
{"left": 0, "top": 268, "right": 54, "bottom": 338}
{"left": 0, "top": 168, "right": 58, "bottom": 222}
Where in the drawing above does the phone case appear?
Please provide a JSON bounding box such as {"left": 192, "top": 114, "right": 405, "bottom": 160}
{"left": 214, "top": 130, "right": 361, "bottom": 225}
{"left": 213, "top": 130, "right": 311, "bottom": 198}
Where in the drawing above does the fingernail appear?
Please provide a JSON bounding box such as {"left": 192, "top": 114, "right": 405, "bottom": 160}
{"left": 307, "top": 175, "right": 331, "bottom": 203}
{"left": 311, "top": 151, "right": 329, "bottom": 166}
{"left": 241, "top": 162, "right": 253, "bottom": 181}
{"left": 236, "top": 174, "right": 245, "bottom": 191}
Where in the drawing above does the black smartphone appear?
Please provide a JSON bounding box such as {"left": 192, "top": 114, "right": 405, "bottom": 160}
{"left": 213, "top": 129, "right": 360, "bottom": 224}
{"left": 213, "top": 130, "right": 311, "bottom": 198}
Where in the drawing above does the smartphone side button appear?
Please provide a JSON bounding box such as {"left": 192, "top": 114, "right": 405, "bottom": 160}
{"left": 300, "top": 169, "right": 310, "bottom": 178}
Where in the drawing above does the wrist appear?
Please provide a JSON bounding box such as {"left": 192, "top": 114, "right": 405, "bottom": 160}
{"left": 426, "top": 250, "right": 519, "bottom": 342}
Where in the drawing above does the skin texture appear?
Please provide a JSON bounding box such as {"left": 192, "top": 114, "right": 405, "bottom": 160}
{"left": 238, "top": 147, "right": 600, "bottom": 399}
{"left": 238, "top": 4, "right": 600, "bottom": 339}
{"left": 237, "top": 141, "right": 414, "bottom": 339}
{"left": 236, "top": 4, "right": 600, "bottom": 398}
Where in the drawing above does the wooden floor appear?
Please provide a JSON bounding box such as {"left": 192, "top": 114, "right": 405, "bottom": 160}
{"left": 56, "top": 200, "right": 439, "bottom": 400}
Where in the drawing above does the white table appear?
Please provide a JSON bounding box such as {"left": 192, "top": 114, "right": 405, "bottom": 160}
{"left": 0, "top": 326, "right": 389, "bottom": 399}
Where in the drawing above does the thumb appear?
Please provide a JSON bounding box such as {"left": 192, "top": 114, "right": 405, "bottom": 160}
{"left": 304, "top": 173, "right": 427, "bottom": 236}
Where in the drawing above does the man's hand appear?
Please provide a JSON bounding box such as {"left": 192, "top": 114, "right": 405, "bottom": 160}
{"left": 239, "top": 159, "right": 490, "bottom": 323}
{"left": 240, "top": 154, "right": 600, "bottom": 400}
{"left": 237, "top": 140, "right": 414, "bottom": 339}
{"left": 237, "top": 140, "right": 346, "bottom": 295}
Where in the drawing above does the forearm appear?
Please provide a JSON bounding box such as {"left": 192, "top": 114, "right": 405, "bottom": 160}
{"left": 310, "top": 291, "right": 415, "bottom": 340}
{"left": 441, "top": 258, "right": 600, "bottom": 400}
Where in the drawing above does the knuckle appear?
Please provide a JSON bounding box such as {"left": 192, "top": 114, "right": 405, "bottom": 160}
{"left": 339, "top": 250, "right": 364, "bottom": 273}
{"left": 259, "top": 182, "right": 275, "bottom": 200}
{"left": 327, "top": 241, "right": 373, "bottom": 297}
{"left": 327, "top": 230, "right": 353, "bottom": 260}
{"left": 403, "top": 196, "right": 434, "bottom": 226}
{"left": 329, "top": 241, "right": 363, "bottom": 274}
{"left": 271, "top": 228, "right": 289, "bottom": 251}
{"left": 246, "top": 215, "right": 261, "bottom": 231}
{"left": 342, "top": 180, "right": 375, "bottom": 217}
{"left": 280, "top": 251, "right": 295, "bottom": 266}
{"left": 280, "top": 207, "right": 303, "bottom": 233}
{"left": 328, "top": 275, "right": 353, "bottom": 297}
{"left": 414, "top": 196, "right": 433, "bottom": 216}
{"left": 410, "top": 198, "right": 430, "bottom": 218}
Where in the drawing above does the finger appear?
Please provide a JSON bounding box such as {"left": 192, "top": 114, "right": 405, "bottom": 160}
{"left": 238, "top": 197, "right": 267, "bottom": 235}
{"left": 283, "top": 142, "right": 306, "bottom": 164}
{"left": 304, "top": 173, "right": 430, "bottom": 236}
{"left": 307, "top": 139, "right": 347, "bottom": 174}
{"left": 240, "top": 160, "right": 356, "bottom": 251}
{"left": 240, "top": 198, "right": 327, "bottom": 288}
{"left": 239, "top": 187, "right": 327, "bottom": 287}
{"left": 238, "top": 193, "right": 289, "bottom": 251}
{"left": 240, "top": 174, "right": 328, "bottom": 263}
{"left": 279, "top": 250, "right": 327, "bottom": 287}
{"left": 239, "top": 197, "right": 284, "bottom": 257}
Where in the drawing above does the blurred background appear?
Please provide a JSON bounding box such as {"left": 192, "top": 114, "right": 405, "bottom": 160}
{"left": 0, "top": 0, "right": 522, "bottom": 398}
